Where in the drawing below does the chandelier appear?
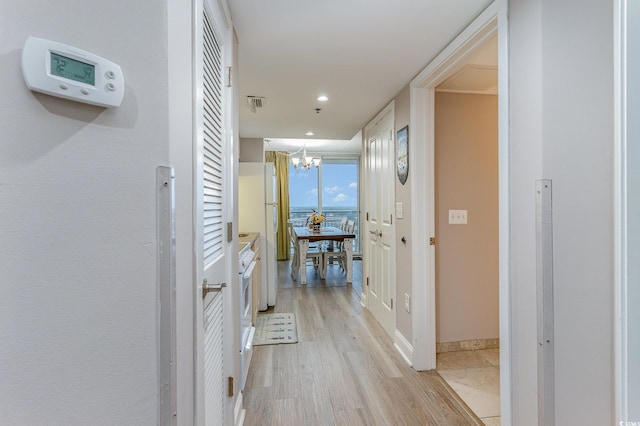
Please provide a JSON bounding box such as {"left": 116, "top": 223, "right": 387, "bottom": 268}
{"left": 290, "top": 147, "right": 321, "bottom": 171}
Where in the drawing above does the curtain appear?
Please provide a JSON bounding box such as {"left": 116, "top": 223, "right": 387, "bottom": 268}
{"left": 265, "top": 151, "right": 290, "bottom": 260}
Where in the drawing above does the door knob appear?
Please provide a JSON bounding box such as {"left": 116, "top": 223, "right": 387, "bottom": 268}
{"left": 202, "top": 278, "right": 227, "bottom": 298}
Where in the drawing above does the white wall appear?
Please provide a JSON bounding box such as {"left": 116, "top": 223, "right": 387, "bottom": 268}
{"left": 239, "top": 138, "right": 265, "bottom": 162}
{"left": 0, "top": 1, "right": 169, "bottom": 423}
{"left": 509, "top": 0, "right": 614, "bottom": 423}
{"left": 542, "top": 1, "right": 614, "bottom": 424}
{"left": 508, "top": 0, "right": 543, "bottom": 422}
{"left": 168, "top": 1, "right": 196, "bottom": 424}
{"left": 393, "top": 85, "right": 413, "bottom": 342}
{"left": 435, "top": 92, "right": 499, "bottom": 344}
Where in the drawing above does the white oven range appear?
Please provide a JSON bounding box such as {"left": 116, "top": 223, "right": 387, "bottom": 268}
{"left": 238, "top": 243, "right": 256, "bottom": 391}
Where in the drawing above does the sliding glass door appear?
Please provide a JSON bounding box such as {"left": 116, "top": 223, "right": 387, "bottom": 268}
{"left": 289, "top": 157, "right": 360, "bottom": 254}
{"left": 320, "top": 159, "right": 360, "bottom": 253}
{"left": 289, "top": 164, "right": 319, "bottom": 224}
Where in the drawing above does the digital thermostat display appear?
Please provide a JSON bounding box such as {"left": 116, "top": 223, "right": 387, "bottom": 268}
{"left": 22, "top": 37, "right": 124, "bottom": 107}
{"left": 50, "top": 52, "right": 95, "bottom": 86}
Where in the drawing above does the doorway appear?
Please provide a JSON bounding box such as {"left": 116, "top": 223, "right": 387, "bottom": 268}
{"left": 432, "top": 40, "right": 500, "bottom": 422}
{"left": 408, "top": 2, "right": 511, "bottom": 422}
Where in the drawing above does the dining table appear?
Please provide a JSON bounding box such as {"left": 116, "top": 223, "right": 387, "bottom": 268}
{"left": 292, "top": 226, "right": 356, "bottom": 285}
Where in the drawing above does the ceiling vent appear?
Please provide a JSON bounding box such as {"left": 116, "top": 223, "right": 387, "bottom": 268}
{"left": 247, "top": 96, "right": 266, "bottom": 112}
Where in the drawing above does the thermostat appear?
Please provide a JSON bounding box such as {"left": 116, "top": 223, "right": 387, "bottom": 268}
{"left": 21, "top": 37, "right": 124, "bottom": 107}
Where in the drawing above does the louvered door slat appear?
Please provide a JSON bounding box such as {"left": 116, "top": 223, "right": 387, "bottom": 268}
{"left": 203, "top": 292, "right": 224, "bottom": 424}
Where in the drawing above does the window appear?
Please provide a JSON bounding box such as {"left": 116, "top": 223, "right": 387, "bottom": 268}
{"left": 289, "top": 163, "right": 319, "bottom": 221}
{"left": 289, "top": 157, "right": 360, "bottom": 254}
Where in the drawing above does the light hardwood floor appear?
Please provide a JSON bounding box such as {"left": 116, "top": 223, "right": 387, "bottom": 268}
{"left": 243, "top": 260, "right": 483, "bottom": 425}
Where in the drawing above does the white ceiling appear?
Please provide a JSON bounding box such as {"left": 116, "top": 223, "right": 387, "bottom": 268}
{"left": 264, "top": 136, "right": 361, "bottom": 154}
{"left": 229, "top": 0, "right": 495, "bottom": 143}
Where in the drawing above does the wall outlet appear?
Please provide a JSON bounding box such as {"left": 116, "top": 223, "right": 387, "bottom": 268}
{"left": 448, "top": 209, "right": 468, "bottom": 224}
{"left": 404, "top": 293, "right": 411, "bottom": 313}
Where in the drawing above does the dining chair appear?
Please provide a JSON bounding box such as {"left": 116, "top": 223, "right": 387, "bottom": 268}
{"left": 325, "top": 217, "right": 347, "bottom": 253}
{"left": 289, "top": 221, "right": 323, "bottom": 280}
{"left": 323, "top": 219, "right": 354, "bottom": 274}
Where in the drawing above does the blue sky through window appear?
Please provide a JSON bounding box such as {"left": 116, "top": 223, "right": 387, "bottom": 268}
{"left": 289, "top": 162, "right": 358, "bottom": 210}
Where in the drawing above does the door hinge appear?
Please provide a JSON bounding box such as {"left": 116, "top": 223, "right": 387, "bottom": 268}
{"left": 430, "top": 237, "right": 436, "bottom": 246}
{"left": 228, "top": 376, "right": 234, "bottom": 397}
{"left": 366, "top": 212, "right": 369, "bottom": 221}
{"left": 390, "top": 214, "right": 393, "bottom": 225}
{"left": 227, "top": 222, "right": 233, "bottom": 242}
{"left": 226, "top": 66, "right": 232, "bottom": 87}
{"left": 366, "top": 277, "right": 369, "bottom": 287}
{"left": 391, "top": 298, "right": 393, "bottom": 309}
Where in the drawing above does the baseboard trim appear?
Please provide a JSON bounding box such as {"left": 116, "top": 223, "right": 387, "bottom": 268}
{"left": 394, "top": 329, "right": 414, "bottom": 367}
{"left": 234, "top": 392, "right": 245, "bottom": 426}
{"left": 360, "top": 291, "right": 367, "bottom": 307}
{"left": 436, "top": 338, "right": 499, "bottom": 353}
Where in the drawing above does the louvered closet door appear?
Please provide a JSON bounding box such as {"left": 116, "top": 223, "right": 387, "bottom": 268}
{"left": 200, "top": 4, "right": 227, "bottom": 425}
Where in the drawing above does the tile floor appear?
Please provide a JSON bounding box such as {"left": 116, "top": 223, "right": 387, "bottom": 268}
{"left": 436, "top": 348, "right": 501, "bottom": 425}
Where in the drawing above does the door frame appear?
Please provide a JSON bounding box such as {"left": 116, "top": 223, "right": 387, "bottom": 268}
{"left": 614, "top": 0, "right": 639, "bottom": 419}
{"left": 409, "top": 0, "right": 512, "bottom": 422}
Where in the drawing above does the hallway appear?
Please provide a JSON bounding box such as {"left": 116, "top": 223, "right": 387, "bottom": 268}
{"left": 242, "top": 260, "right": 482, "bottom": 425}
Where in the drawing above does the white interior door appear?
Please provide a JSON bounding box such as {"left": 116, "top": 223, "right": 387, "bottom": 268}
{"left": 194, "top": 2, "right": 232, "bottom": 425}
{"left": 365, "top": 104, "right": 396, "bottom": 337}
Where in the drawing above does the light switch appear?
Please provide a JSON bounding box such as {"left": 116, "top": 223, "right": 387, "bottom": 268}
{"left": 396, "top": 202, "right": 403, "bottom": 219}
{"left": 448, "top": 209, "right": 468, "bottom": 224}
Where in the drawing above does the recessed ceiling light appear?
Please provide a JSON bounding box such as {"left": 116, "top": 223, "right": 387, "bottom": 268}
{"left": 317, "top": 95, "right": 328, "bottom": 102}
{"left": 305, "top": 131, "right": 314, "bottom": 136}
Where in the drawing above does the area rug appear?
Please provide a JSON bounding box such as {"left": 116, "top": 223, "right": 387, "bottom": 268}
{"left": 253, "top": 313, "right": 298, "bottom": 346}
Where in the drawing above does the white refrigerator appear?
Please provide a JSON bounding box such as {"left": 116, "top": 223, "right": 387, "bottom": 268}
{"left": 239, "top": 162, "right": 278, "bottom": 311}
